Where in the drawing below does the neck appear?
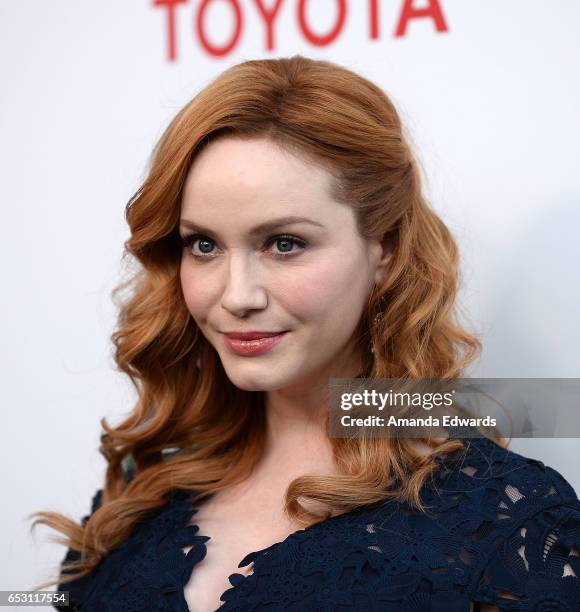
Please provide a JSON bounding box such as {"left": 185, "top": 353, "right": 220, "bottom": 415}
{"left": 260, "top": 343, "right": 364, "bottom": 473}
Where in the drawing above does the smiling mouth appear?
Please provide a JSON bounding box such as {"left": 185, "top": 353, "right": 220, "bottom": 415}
{"left": 222, "top": 331, "right": 287, "bottom": 340}
{"left": 222, "top": 331, "right": 288, "bottom": 356}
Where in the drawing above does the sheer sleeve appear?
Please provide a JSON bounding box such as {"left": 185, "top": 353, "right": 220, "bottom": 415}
{"left": 54, "top": 488, "right": 103, "bottom": 611}
{"left": 54, "top": 459, "right": 137, "bottom": 610}
{"left": 472, "top": 501, "right": 580, "bottom": 610}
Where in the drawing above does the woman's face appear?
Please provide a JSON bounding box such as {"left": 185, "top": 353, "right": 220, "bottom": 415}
{"left": 179, "top": 136, "right": 389, "bottom": 392}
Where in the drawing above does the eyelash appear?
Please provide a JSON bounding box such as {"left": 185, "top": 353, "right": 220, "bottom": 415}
{"left": 179, "top": 233, "right": 308, "bottom": 260}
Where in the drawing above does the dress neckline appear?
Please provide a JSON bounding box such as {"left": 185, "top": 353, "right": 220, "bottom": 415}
{"left": 170, "top": 441, "right": 472, "bottom": 609}
{"left": 174, "top": 488, "right": 383, "bottom": 611}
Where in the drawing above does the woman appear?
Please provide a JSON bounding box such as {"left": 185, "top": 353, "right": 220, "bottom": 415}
{"left": 33, "top": 55, "right": 580, "bottom": 611}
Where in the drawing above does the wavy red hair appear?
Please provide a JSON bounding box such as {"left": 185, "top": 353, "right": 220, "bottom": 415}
{"left": 31, "top": 55, "right": 480, "bottom": 589}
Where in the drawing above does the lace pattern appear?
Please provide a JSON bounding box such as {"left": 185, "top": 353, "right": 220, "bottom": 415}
{"left": 55, "top": 437, "right": 580, "bottom": 611}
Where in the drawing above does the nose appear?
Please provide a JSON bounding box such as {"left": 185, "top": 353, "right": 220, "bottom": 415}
{"left": 220, "top": 251, "right": 268, "bottom": 317}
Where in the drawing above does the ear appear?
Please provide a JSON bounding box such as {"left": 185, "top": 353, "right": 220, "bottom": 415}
{"left": 372, "top": 237, "right": 393, "bottom": 285}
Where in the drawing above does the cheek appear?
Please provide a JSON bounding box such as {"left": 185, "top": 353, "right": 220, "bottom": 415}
{"left": 280, "top": 254, "right": 370, "bottom": 321}
{"left": 179, "top": 262, "right": 213, "bottom": 321}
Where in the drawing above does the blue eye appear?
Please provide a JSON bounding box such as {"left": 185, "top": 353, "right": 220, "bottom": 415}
{"left": 180, "top": 234, "right": 216, "bottom": 257}
{"left": 271, "top": 236, "right": 300, "bottom": 254}
{"left": 197, "top": 238, "right": 214, "bottom": 254}
{"left": 180, "top": 233, "right": 307, "bottom": 260}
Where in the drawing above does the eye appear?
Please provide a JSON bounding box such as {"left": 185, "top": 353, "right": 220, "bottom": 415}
{"left": 180, "top": 234, "right": 217, "bottom": 257}
{"left": 266, "top": 235, "right": 307, "bottom": 257}
{"left": 180, "top": 233, "right": 307, "bottom": 260}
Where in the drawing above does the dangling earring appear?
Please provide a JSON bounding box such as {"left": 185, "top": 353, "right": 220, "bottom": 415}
{"left": 370, "top": 312, "right": 382, "bottom": 355}
{"left": 370, "top": 295, "right": 386, "bottom": 355}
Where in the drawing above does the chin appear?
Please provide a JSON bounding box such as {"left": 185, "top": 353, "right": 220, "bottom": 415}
{"left": 221, "top": 362, "right": 294, "bottom": 393}
{"left": 228, "top": 376, "right": 286, "bottom": 393}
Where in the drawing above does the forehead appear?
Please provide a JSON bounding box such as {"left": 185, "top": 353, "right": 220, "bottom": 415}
{"left": 181, "top": 136, "right": 338, "bottom": 219}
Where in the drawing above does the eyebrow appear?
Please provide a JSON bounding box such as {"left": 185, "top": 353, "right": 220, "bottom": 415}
{"left": 178, "top": 215, "right": 325, "bottom": 237}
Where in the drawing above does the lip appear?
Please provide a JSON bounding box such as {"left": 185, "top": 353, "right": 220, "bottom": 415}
{"left": 223, "top": 331, "right": 286, "bottom": 340}
{"left": 222, "top": 331, "right": 288, "bottom": 356}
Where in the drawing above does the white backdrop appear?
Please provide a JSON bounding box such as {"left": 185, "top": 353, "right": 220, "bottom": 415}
{"left": 1, "top": 0, "right": 579, "bottom": 594}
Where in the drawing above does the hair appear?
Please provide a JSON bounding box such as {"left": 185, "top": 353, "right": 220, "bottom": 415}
{"left": 31, "top": 54, "right": 481, "bottom": 589}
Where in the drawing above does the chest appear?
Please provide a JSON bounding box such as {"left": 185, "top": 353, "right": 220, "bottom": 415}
{"left": 182, "top": 494, "right": 301, "bottom": 612}
{"left": 182, "top": 537, "right": 254, "bottom": 612}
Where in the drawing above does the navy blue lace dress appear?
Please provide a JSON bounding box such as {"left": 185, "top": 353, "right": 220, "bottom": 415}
{"left": 55, "top": 437, "right": 580, "bottom": 611}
